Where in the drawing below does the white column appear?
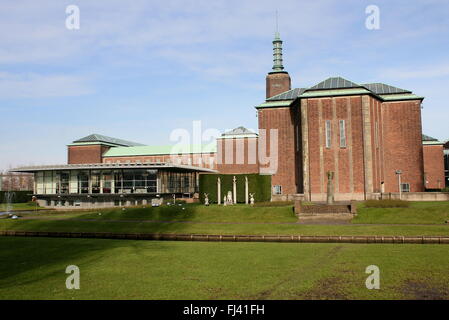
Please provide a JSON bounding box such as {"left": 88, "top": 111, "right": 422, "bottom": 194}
{"left": 217, "top": 177, "right": 221, "bottom": 205}
{"left": 245, "top": 176, "right": 249, "bottom": 205}
{"left": 233, "top": 176, "right": 237, "bottom": 204}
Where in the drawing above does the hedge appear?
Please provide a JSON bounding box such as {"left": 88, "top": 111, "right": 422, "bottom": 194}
{"left": 0, "top": 191, "right": 33, "bottom": 204}
{"left": 199, "top": 174, "right": 271, "bottom": 204}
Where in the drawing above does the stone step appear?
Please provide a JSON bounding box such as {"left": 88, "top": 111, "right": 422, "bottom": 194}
{"left": 294, "top": 201, "right": 357, "bottom": 215}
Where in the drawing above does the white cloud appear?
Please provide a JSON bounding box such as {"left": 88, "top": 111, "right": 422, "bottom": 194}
{"left": 0, "top": 72, "right": 93, "bottom": 99}
{"left": 380, "top": 63, "right": 449, "bottom": 80}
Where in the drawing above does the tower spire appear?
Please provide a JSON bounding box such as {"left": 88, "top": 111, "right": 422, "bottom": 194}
{"left": 272, "top": 11, "right": 284, "bottom": 72}
{"left": 265, "top": 11, "right": 291, "bottom": 99}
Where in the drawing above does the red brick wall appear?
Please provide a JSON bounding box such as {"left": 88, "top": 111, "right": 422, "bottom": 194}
{"left": 382, "top": 100, "right": 424, "bottom": 192}
{"left": 423, "top": 144, "right": 445, "bottom": 189}
{"left": 306, "top": 96, "right": 365, "bottom": 198}
{"left": 216, "top": 137, "right": 259, "bottom": 174}
{"left": 266, "top": 72, "right": 291, "bottom": 98}
{"left": 68, "top": 145, "right": 110, "bottom": 164}
{"left": 258, "top": 105, "right": 298, "bottom": 194}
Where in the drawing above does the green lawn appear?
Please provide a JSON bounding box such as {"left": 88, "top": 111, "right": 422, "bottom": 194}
{"left": 354, "top": 201, "right": 449, "bottom": 225}
{"left": 1, "top": 202, "right": 449, "bottom": 236}
{"left": 1, "top": 236, "right": 448, "bottom": 300}
{"left": 0, "top": 202, "right": 46, "bottom": 212}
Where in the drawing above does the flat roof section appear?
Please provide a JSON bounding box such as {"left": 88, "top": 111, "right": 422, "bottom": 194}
{"left": 10, "top": 162, "right": 218, "bottom": 173}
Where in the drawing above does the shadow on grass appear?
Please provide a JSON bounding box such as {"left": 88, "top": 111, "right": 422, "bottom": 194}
{"left": 0, "top": 235, "right": 172, "bottom": 290}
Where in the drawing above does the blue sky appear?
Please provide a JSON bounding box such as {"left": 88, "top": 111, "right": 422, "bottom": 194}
{"left": 1, "top": 0, "right": 448, "bottom": 170}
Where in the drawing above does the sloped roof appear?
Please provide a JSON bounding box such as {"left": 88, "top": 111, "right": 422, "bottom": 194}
{"left": 307, "top": 77, "right": 361, "bottom": 91}
{"left": 258, "top": 76, "right": 423, "bottom": 109}
{"left": 73, "top": 134, "right": 145, "bottom": 147}
{"left": 422, "top": 134, "right": 438, "bottom": 141}
{"left": 362, "top": 83, "right": 411, "bottom": 95}
{"left": 266, "top": 88, "right": 306, "bottom": 101}
{"left": 221, "top": 126, "right": 257, "bottom": 137}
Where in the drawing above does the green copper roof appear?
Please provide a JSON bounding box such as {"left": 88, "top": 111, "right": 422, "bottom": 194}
{"left": 272, "top": 32, "right": 285, "bottom": 72}
{"left": 267, "top": 88, "right": 306, "bottom": 101}
{"left": 103, "top": 144, "right": 217, "bottom": 157}
{"left": 73, "top": 134, "right": 145, "bottom": 147}
{"left": 307, "top": 77, "right": 361, "bottom": 91}
{"left": 300, "top": 88, "right": 371, "bottom": 98}
{"left": 422, "top": 134, "right": 438, "bottom": 141}
{"left": 255, "top": 100, "right": 294, "bottom": 109}
{"left": 362, "top": 83, "right": 411, "bottom": 94}
{"left": 221, "top": 126, "right": 257, "bottom": 138}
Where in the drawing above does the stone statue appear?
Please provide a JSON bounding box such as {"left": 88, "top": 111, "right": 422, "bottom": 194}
{"left": 249, "top": 193, "right": 255, "bottom": 206}
{"left": 227, "top": 191, "right": 233, "bottom": 205}
{"left": 223, "top": 194, "right": 227, "bottom": 206}
{"left": 326, "top": 171, "right": 335, "bottom": 204}
{"left": 204, "top": 193, "right": 209, "bottom": 206}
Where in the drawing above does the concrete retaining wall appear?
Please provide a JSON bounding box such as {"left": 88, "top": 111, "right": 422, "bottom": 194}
{"left": 1, "top": 230, "right": 448, "bottom": 244}
{"left": 381, "top": 192, "right": 449, "bottom": 201}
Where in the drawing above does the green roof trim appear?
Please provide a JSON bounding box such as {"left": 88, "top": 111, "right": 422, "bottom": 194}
{"left": 103, "top": 144, "right": 217, "bottom": 157}
{"left": 423, "top": 141, "right": 444, "bottom": 145}
{"left": 255, "top": 100, "right": 294, "bottom": 109}
{"left": 379, "top": 94, "right": 424, "bottom": 101}
{"left": 300, "top": 88, "right": 371, "bottom": 98}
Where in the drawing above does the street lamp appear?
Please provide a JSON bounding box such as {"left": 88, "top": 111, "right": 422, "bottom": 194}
{"left": 395, "top": 170, "right": 402, "bottom": 200}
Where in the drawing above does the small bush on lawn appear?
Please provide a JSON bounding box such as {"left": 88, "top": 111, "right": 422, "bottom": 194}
{"left": 364, "top": 199, "right": 410, "bottom": 208}
{"left": 253, "top": 201, "right": 294, "bottom": 207}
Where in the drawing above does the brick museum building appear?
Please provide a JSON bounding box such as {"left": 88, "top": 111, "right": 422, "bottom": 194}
{"left": 12, "top": 33, "right": 447, "bottom": 206}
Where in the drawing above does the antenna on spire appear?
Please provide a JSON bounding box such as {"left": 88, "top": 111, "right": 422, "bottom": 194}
{"left": 275, "top": 10, "right": 279, "bottom": 38}
{"left": 276, "top": 9, "right": 279, "bottom": 32}
{"left": 272, "top": 10, "right": 284, "bottom": 72}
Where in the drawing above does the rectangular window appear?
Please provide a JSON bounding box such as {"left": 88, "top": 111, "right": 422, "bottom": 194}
{"left": 325, "top": 120, "right": 331, "bottom": 148}
{"left": 273, "top": 185, "right": 282, "bottom": 195}
{"left": 339, "top": 120, "right": 346, "bottom": 148}
{"left": 400, "top": 183, "right": 410, "bottom": 193}
{"left": 296, "top": 125, "right": 299, "bottom": 152}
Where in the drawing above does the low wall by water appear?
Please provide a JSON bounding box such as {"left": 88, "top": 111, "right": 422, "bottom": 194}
{"left": 1, "top": 230, "right": 449, "bottom": 244}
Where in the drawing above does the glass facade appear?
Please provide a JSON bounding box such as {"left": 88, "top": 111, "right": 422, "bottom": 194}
{"left": 34, "top": 169, "right": 198, "bottom": 195}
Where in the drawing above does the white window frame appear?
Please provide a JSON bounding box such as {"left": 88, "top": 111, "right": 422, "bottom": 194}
{"left": 400, "top": 183, "right": 410, "bottom": 193}
{"left": 325, "top": 120, "right": 331, "bottom": 148}
{"left": 273, "top": 185, "right": 282, "bottom": 195}
{"left": 339, "top": 120, "right": 346, "bottom": 148}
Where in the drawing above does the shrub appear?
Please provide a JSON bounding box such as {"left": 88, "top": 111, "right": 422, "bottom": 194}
{"left": 0, "top": 191, "right": 33, "bottom": 204}
{"left": 199, "top": 174, "right": 271, "bottom": 204}
{"left": 364, "top": 199, "right": 410, "bottom": 208}
{"left": 442, "top": 187, "right": 449, "bottom": 192}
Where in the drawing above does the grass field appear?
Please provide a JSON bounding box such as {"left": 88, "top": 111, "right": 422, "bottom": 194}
{"left": 0, "top": 202, "right": 45, "bottom": 212}
{"left": 354, "top": 201, "right": 449, "bottom": 225}
{"left": 1, "top": 202, "right": 449, "bottom": 300}
{"left": 1, "top": 202, "right": 449, "bottom": 236}
{"left": 1, "top": 236, "right": 448, "bottom": 300}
